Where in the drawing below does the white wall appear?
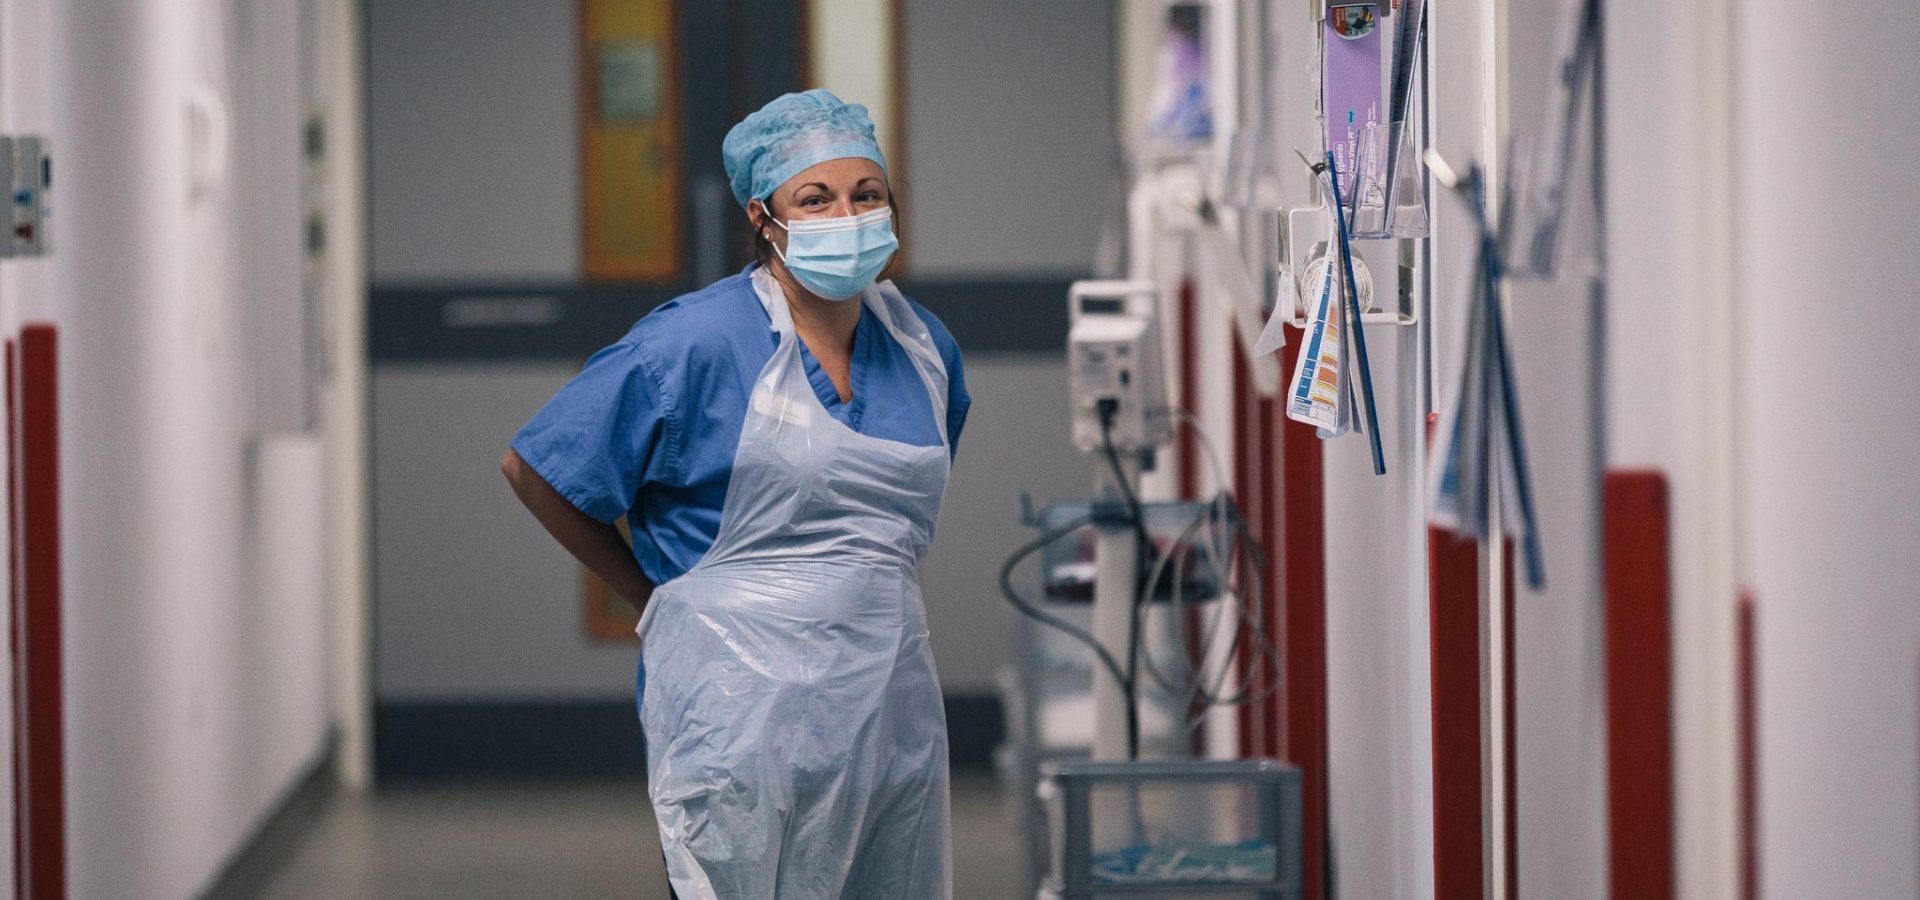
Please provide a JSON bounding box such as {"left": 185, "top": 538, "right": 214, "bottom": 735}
{"left": 1501, "top": 0, "right": 1611, "bottom": 896}
{"left": 1603, "top": 0, "right": 1745, "bottom": 893}
{"left": 373, "top": 362, "right": 638, "bottom": 700}
{"left": 50, "top": 0, "right": 340, "bottom": 895}
{"left": 1602, "top": 1, "right": 1920, "bottom": 897}
{"left": 319, "top": 0, "right": 374, "bottom": 793}
{"left": 0, "top": 0, "right": 63, "bottom": 891}
{"left": 1737, "top": 2, "right": 1920, "bottom": 896}
{"left": 1119, "top": 2, "right": 1920, "bottom": 897}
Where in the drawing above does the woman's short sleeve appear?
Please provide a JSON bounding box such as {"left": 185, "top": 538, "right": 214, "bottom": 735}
{"left": 510, "top": 340, "right": 671, "bottom": 524}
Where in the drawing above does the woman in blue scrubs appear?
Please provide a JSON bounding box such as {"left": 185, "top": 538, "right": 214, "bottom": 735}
{"left": 502, "top": 90, "right": 968, "bottom": 899}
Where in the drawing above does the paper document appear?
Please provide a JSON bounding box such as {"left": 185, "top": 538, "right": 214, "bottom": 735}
{"left": 1426, "top": 161, "right": 1547, "bottom": 589}
{"left": 1287, "top": 249, "right": 1345, "bottom": 433}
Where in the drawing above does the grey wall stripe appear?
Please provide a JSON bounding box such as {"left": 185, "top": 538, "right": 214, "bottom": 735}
{"left": 368, "top": 276, "right": 1076, "bottom": 361}
{"left": 374, "top": 693, "right": 1005, "bottom": 783}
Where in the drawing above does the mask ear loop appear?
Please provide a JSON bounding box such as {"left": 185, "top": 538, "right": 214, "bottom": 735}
{"left": 755, "top": 198, "right": 791, "bottom": 265}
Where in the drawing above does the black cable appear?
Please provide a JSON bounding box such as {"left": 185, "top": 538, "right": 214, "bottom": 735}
{"left": 996, "top": 516, "right": 1132, "bottom": 703}
{"left": 1004, "top": 406, "right": 1292, "bottom": 756}
{"left": 1095, "top": 403, "right": 1155, "bottom": 553}
{"left": 1139, "top": 495, "right": 1287, "bottom": 720}
{"left": 1135, "top": 505, "right": 1209, "bottom": 699}
{"left": 1203, "top": 520, "right": 1288, "bottom": 710}
{"left": 1096, "top": 403, "right": 1149, "bottom": 759}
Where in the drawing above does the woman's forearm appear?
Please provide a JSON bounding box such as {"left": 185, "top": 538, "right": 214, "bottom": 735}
{"left": 501, "top": 449, "right": 655, "bottom": 610}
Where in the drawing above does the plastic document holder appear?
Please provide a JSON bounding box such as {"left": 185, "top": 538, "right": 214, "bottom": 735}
{"left": 1039, "top": 759, "right": 1303, "bottom": 898}
{"left": 1347, "top": 121, "right": 1429, "bottom": 240}
{"left": 1276, "top": 203, "right": 1416, "bottom": 330}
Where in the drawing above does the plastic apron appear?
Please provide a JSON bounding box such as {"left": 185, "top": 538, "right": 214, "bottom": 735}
{"left": 635, "top": 275, "right": 954, "bottom": 899}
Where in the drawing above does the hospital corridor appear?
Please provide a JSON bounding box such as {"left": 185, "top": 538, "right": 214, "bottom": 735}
{"left": 0, "top": 0, "right": 1916, "bottom": 898}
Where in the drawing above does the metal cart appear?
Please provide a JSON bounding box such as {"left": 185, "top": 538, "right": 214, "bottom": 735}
{"left": 1037, "top": 759, "right": 1302, "bottom": 899}
{"left": 995, "top": 501, "right": 1233, "bottom": 896}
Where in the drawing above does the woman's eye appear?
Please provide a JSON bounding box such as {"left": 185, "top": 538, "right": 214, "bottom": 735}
{"left": 858, "top": 192, "right": 882, "bottom": 203}
{"left": 800, "top": 196, "right": 827, "bottom": 208}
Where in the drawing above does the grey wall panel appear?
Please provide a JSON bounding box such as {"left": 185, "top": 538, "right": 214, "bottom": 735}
{"left": 366, "top": 0, "right": 580, "bottom": 283}
{"left": 373, "top": 361, "right": 638, "bottom": 700}
{"left": 898, "top": 0, "right": 1116, "bottom": 277}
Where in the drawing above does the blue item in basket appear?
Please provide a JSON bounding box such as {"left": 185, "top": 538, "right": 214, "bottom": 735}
{"left": 1090, "top": 838, "right": 1279, "bottom": 884}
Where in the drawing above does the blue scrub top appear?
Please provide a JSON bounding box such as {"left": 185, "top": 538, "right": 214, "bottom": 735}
{"left": 511, "top": 265, "right": 971, "bottom": 588}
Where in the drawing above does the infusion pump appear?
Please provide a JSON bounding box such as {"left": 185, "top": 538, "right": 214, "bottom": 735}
{"left": 1066, "top": 280, "right": 1172, "bottom": 455}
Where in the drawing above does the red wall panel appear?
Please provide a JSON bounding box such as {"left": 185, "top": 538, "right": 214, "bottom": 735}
{"left": 16, "top": 325, "right": 65, "bottom": 899}
{"left": 1603, "top": 470, "right": 1674, "bottom": 900}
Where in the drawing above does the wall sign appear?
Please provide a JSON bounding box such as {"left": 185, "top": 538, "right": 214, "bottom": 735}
{"left": 582, "top": 0, "right": 681, "bottom": 282}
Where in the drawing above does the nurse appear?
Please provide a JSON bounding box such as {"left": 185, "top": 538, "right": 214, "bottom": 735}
{"left": 502, "top": 89, "right": 968, "bottom": 899}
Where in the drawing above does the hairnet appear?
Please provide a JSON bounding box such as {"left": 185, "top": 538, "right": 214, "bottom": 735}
{"left": 722, "top": 89, "right": 888, "bottom": 209}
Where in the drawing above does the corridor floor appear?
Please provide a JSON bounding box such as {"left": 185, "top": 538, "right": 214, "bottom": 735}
{"left": 234, "top": 774, "right": 1028, "bottom": 899}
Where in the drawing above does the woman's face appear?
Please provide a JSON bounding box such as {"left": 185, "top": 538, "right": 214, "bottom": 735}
{"left": 749, "top": 157, "right": 890, "bottom": 257}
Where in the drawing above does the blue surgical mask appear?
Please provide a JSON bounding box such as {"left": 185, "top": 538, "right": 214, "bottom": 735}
{"left": 765, "top": 206, "right": 899, "bottom": 301}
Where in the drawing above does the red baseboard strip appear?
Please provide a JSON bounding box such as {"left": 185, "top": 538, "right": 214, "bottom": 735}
{"left": 1278, "top": 325, "right": 1327, "bottom": 900}
{"left": 1429, "top": 524, "right": 1485, "bottom": 899}
{"left": 1603, "top": 470, "right": 1674, "bottom": 900}
{"left": 6, "top": 338, "right": 20, "bottom": 900}
{"left": 1257, "top": 394, "right": 1282, "bottom": 758}
{"left": 17, "top": 325, "right": 65, "bottom": 899}
{"left": 1174, "top": 282, "right": 1209, "bottom": 756}
{"left": 1737, "top": 591, "right": 1757, "bottom": 900}
{"left": 1231, "top": 349, "right": 1265, "bottom": 759}
{"left": 1426, "top": 411, "right": 1486, "bottom": 899}
{"left": 1176, "top": 279, "right": 1199, "bottom": 501}
{"left": 1502, "top": 539, "right": 1518, "bottom": 900}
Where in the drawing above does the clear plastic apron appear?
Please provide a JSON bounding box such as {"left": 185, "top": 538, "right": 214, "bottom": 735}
{"left": 635, "top": 274, "right": 953, "bottom": 899}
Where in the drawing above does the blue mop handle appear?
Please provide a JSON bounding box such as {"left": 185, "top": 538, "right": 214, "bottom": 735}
{"left": 1326, "top": 151, "right": 1388, "bottom": 475}
{"left": 1478, "top": 220, "right": 1547, "bottom": 590}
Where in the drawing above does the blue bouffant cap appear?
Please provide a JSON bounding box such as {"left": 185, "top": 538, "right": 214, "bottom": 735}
{"left": 722, "top": 89, "right": 887, "bottom": 209}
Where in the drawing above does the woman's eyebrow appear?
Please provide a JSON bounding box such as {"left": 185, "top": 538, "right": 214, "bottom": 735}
{"left": 792, "top": 182, "right": 830, "bottom": 196}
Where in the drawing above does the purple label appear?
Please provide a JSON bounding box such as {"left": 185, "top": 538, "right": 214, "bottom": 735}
{"left": 1323, "top": 4, "right": 1383, "bottom": 185}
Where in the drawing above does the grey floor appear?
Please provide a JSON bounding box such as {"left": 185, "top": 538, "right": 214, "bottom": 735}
{"left": 242, "top": 774, "right": 1028, "bottom": 899}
